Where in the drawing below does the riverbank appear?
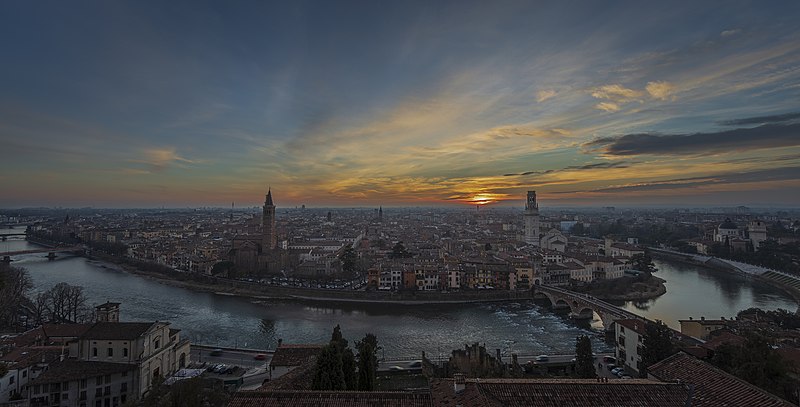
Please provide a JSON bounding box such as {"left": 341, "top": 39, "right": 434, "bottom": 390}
{"left": 570, "top": 274, "right": 667, "bottom": 301}
{"left": 84, "top": 252, "right": 535, "bottom": 305}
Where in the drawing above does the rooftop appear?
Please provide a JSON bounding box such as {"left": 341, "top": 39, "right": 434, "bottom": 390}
{"left": 647, "top": 352, "right": 794, "bottom": 407}
{"left": 429, "top": 378, "right": 690, "bottom": 407}
{"left": 228, "top": 390, "right": 433, "bottom": 407}
{"left": 80, "top": 322, "right": 158, "bottom": 340}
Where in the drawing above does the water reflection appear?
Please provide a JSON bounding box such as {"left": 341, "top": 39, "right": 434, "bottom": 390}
{"left": 622, "top": 259, "right": 796, "bottom": 328}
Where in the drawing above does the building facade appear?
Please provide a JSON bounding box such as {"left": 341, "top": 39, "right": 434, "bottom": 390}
{"left": 523, "top": 191, "right": 540, "bottom": 247}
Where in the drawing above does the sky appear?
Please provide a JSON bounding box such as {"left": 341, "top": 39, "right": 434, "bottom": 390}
{"left": 1, "top": 0, "right": 800, "bottom": 208}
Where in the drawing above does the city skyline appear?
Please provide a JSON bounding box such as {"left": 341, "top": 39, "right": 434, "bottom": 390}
{"left": 2, "top": 1, "right": 800, "bottom": 208}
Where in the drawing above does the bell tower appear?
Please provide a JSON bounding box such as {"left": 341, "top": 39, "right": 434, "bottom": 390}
{"left": 262, "top": 188, "right": 276, "bottom": 250}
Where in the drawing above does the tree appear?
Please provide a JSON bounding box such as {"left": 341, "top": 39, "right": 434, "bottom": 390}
{"left": 574, "top": 335, "right": 596, "bottom": 378}
{"left": 711, "top": 335, "right": 793, "bottom": 402}
{"left": 41, "top": 282, "right": 90, "bottom": 323}
{"left": 390, "top": 242, "right": 411, "bottom": 259}
{"left": 312, "top": 343, "right": 347, "bottom": 390}
{"left": 340, "top": 247, "right": 358, "bottom": 274}
{"left": 0, "top": 266, "right": 32, "bottom": 328}
{"left": 356, "top": 333, "right": 379, "bottom": 391}
{"left": 313, "top": 325, "right": 358, "bottom": 391}
{"left": 628, "top": 253, "right": 657, "bottom": 273}
{"left": 640, "top": 320, "right": 675, "bottom": 377}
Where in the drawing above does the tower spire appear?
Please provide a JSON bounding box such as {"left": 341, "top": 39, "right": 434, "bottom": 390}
{"left": 266, "top": 187, "right": 274, "bottom": 206}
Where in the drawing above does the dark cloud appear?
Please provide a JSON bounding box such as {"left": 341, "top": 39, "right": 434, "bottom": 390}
{"left": 580, "top": 166, "right": 800, "bottom": 193}
{"left": 718, "top": 112, "right": 800, "bottom": 126}
{"left": 503, "top": 161, "right": 636, "bottom": 176}
{"left": 582, "top": 123, "right": 800, "bottom": 156}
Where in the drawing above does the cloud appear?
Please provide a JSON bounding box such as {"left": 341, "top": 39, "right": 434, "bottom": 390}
{"left": 718, "top": 111, "right": 800, "bottom": 126}
{"left": 720, "top": 29, "right": 742, "bottom": 37}
{"left": 595, "top": 102, "right": 621, "bottom": 112}
{"left": 582, "top": 122, "right": 800, "bottom": 156}
{"left": 585, "top": 166, "right": 800, "bottom": 193}
{"left": 590, "top": 84, "right": 643, "bottom": 102}
{"left": 130, "top": 148, "right": 197, "bottom": 172}
{"left": 504, "top": 161, "right": 637, "bottom": 176}
{"left": 645, "top": 81, "right": 676, "bottom": 100}
{"left": 536, "top": 89, "right": 557, "bottom": 102}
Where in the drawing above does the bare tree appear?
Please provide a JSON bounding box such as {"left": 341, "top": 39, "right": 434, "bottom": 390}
{"left": 42, "top": 282, "right": 88, "bottom": 323}
{"left": 0, "top": 266, "right": 32, "bottom": 328}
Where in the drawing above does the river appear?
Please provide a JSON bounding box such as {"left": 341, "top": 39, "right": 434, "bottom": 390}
{"left": 1, "top": 230, "right": 796, "bottom": 359}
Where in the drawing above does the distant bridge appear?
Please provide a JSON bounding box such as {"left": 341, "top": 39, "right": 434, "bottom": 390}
{"left": 1, "top": 246, "right": 84, "bottom": 262}
{"left": 533, "top": 284, "right": 644, "bottom": 331}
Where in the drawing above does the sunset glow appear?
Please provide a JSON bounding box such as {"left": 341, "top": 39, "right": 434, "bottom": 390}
{"left": 1, "top": 1, "right": 799, "bottom": 208}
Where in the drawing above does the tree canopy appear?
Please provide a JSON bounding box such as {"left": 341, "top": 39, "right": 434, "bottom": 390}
{"left": 574, "top": 335, "right": 596, "bottom": 378}
{"left": 640, "top": 320, "right": 675, "bottom": 377}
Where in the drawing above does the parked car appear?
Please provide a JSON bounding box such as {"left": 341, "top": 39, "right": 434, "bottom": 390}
{"left": 254, "top": 354, "right": 267, "bottom": 361}
{"left": 611, "top": 367, "right": 623, "bottom": 375}
{"left": 606, "top": 364, "right": 617, "bottom": 371}
{"left": 407, "top": 360, "right": 422, "bottom": 369}
{"left": 388, "top": 366, "right": 405, "bottom": 371}
{"left": 210, "top": 348, "right": 223, "bottom": 356}
{"left": 535, "top": 355, "right": 549, "bottom": 362}
{"left": 603, "top": 356, "right": 617, "bottom": 364}
{"left": 620, "top": 375, "right": 633, "bottom": 379}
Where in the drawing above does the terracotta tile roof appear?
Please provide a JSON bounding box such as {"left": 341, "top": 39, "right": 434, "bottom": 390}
{"left": 29, "top": 360, "right": 136, "bottom": 385}
{"left": 270, "top": 344, "right": 325, "bottom": 367}
{"left": 0, "top": 346, "right": 62, "bottom": 369}
{"left": 429, "top": 378, "right": 690, "bottom": 407}
{"left": 647, "top": 352, "right": 794, "bottom": 407}
{"left": 261, "top": 356, "right": 317, "bottom": 391}
{"left": 228, "top": 390, "right": 433, "bottom": 407}
{"left": 80, "top": 322, "right": 156, "bottom": 340}
{"left": 42, "top": 323, "right": 93, "bottom": 338}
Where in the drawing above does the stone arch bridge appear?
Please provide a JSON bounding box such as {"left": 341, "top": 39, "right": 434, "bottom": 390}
{"left": 533, "top": 284, "right": 644, "bottom": 331}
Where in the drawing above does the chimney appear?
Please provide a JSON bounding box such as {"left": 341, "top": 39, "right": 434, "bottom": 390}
{"left": 688, "top": 317, "right": 693, "bottom": 320}
{"left": 700, "top": 316, "right": 705, "bottom": 321}
{"left": 454, "top": 373, "right": 466, "bottom": 394}
{"left": 496, "top": 348, "right": 501, "bottom": 362}
{"left": 277, "top": 338, "right": 283, "bottom": 347}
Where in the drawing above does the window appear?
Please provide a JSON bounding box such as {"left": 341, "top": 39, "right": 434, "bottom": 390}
{"left": 154, "top": 339, "right": 160, "bottom": 349}
{"left": 121, "top": 395, "right": 127, "bottom": 404}
{"left": 80, "top": 391, "right": 87, "bottom": 401}
{"left": 105, "top": 398, "right": 111, "bottom": 407}
{"left": 120, "top": 382, "right": 127, "bottom": 392}
{"left": 105, "top": 375, "right": 111, "bottom": 384}
{"left": 22, "top": 370, "right": 27, "bottom": 378}
{"left": 96, "top": 376, "right": 103, "bottom": 386}
{"left": 123, "top": 348, "right": 128, "bottom": 357}
{"left": 92, "top": 347, "right": 98, "bottom": 357}
{"left": 33, "top": 385, "right": 40, "bottom": 394}
{"left": 95, "top": 388, "right": 102, "bottom": 398}
{"left": 104, "top": 385, "right": 111, "bottom": 395}
{"left": 95, "top": 400, "right": 101, "bottom": 407}
{"left": 62, "top": 392, "right": 69, "bottom": 400}
{"left": 9, "top": 376, "right": 14, "bottom": 384}
{"left": 80, "top": 379, "right": 87, "bottom": 388}
{"left": 107, "top": 348, "right": 113, "bottom": 357}
{"left": 121, "top": 371, "right": 127, "bottom": 377}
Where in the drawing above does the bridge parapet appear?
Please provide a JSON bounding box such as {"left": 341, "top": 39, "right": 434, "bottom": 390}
{"left": 533, "top": 284, "right": 644, "bottom": 331}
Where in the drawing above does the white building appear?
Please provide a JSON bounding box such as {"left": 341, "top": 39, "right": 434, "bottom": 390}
{"left": 614, "top": 319, "right": 646, "bottom": 375}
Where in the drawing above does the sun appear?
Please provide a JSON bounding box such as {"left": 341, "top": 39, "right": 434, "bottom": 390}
{"left": 467, "top": 193, "right": 500, "bottom": 206}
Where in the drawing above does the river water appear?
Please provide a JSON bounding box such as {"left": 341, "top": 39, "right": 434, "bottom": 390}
{"left": 2, "top": 230, "right": 796, "bottom": 359}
